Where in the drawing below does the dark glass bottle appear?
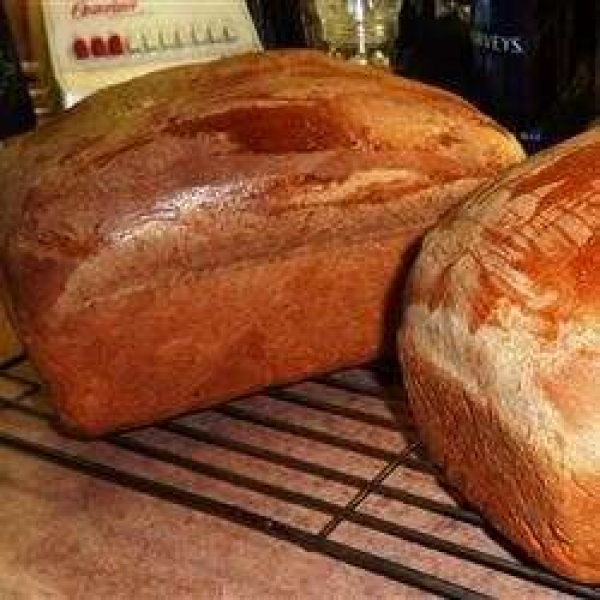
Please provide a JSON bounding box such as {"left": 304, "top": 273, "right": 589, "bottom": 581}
{"left": 470, "top": 0, "right": 595, "bottom": 153}
{"left": 396, "top": 1, "right": 594, "bottom": 153}
{"left": 247, "top": 0, "right": 306, "bottom": 49}
{"left": 396, "top": 0, "right": 472, "bottom": 96}
{"left": 596, "top": 0, "right": 600, "bottom": 114}
{"left": 0, "top": 0, "right": 35, "bottom": 140}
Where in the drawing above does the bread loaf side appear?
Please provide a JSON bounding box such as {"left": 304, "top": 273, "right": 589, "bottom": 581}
{"left": 1, "top": 50, "right": 524, "bottom": 435}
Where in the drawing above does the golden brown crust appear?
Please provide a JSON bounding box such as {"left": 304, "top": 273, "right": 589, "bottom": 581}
{"left": 40, "top": 237, "right": 415, "bottom": 435}
{"left": 409, "top": 127, "right": 600, "bottom": 337}
{"left": 1, "top": 50, "right": 524, "bottom": 435}
{"left": 399, "top": 126, "right": 600, "bottom": 582}
{"left": 401, "top": 335, "right": 600, "bottom": 582}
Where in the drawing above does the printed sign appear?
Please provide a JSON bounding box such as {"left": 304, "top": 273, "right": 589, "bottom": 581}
{"left": 42, "top": 0, "right": 262, "bottom": 106}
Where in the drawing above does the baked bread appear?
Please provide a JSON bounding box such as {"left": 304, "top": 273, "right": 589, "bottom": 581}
{"left": 399, "top": 126, "right": 600, "bottom": 582}
{"left": 0, "top": 50, "right": 523, "bottom": 435}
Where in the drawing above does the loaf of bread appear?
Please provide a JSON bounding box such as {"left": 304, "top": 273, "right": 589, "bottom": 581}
{"left": 0, "top": 50, "right": 523, "bottom": 435}
{"left": 399, "top": 126, "right": 600, "bottom": 582}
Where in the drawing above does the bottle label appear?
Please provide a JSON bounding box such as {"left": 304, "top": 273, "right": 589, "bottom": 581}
{"left": 41, "top": 0, "right": 262, "bottom": 107}
{"left": 470, "top": 1, "right": 594, "bottom": 153}
{"left": 470, "top": 30, "right": 526, "bottom": 56}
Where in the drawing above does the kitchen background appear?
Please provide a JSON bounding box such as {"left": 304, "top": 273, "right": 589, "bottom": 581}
{"left": 1, "top": 0, "right": 598, "bottom": 151}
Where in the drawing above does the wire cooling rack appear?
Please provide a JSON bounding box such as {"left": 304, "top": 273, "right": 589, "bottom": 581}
{"left": 0, "top": 352, "right": 598, "bottom": 599}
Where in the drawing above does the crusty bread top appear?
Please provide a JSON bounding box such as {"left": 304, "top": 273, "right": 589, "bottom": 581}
{"left": 409, "top": 126, "right": 600, "bottom": 334}
{"left": 0, "top": 50, "right": 523, "bottom": 322}
{"left": 403, "top": 126, "right": 600, "bottom": 468}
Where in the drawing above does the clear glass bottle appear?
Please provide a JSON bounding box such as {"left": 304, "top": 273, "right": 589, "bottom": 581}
{"left": 300, "top": 0, "right": 402, "bottom": 69}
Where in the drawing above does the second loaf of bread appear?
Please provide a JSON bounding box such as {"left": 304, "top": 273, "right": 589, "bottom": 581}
{"left": 399, "top": 126, "right": 600, "bottom": 582}
{"left": 0, "top": 50, "right": 524, "bottom": 435}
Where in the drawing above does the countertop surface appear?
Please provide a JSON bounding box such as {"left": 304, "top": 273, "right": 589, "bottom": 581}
{"left": 0, "top": 350, "right": 589, "bottom": 600}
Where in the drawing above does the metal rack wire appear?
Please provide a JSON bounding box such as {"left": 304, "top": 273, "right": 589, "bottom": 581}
{"left": 0, "top": 353, "right": 598, "bottom": 599}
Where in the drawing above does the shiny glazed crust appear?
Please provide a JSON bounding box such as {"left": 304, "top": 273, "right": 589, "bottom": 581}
{"left": 0, "top": 50, "right": 524, "bottom": 435}
{"left": 399, "top": 127, "right": 600, "bottom": 582}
